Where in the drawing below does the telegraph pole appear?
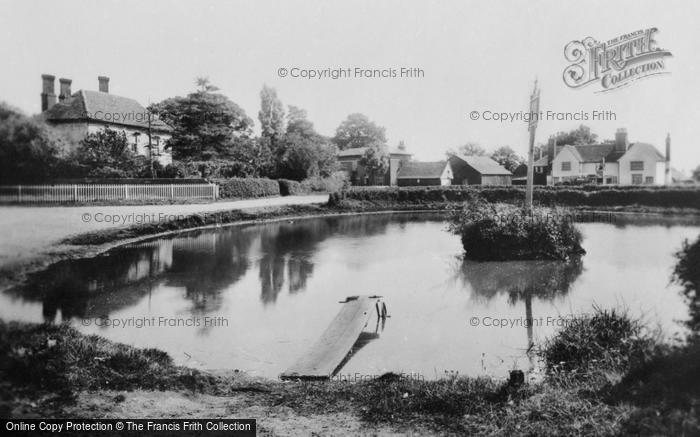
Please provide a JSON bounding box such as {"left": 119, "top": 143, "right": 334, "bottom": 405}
{"left": 147, "top": 112, "right": 154, "bottom": 178}
{"left": 525, "top": 79, "right": 540, "bottom": 212}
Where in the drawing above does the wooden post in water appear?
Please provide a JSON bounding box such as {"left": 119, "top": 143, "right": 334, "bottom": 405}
{"left": 525, "top": 80, "right": 540, "bottom": 213}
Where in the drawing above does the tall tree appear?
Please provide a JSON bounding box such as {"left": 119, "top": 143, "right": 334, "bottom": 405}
{"left": 258, "top": 85, "right": 285, "bottom": 142}
{"left": 148, "top": 77, "right": 253, "bottom": 161}
{"left": 332, "top": 113, "right": 387, "bottom": 150}
{"left": 554, "top": 125, "right": 598, "bottom": 146}
{"left": 692, "top": 165, "right": 700, "bottom": 182}
{"left": 491, "top": 146, "right": 524, "bottom": 172}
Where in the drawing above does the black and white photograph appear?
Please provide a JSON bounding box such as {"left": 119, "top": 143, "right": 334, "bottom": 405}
{"left": 1, "top": 1, "right": 699, "bottom": 435}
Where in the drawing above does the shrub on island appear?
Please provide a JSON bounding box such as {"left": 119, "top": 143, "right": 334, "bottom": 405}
{"left": 448, "top": 199, "right": 585, "bottom": 261}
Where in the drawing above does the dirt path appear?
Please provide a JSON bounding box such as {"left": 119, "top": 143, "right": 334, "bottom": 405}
{"left": 62, "top": 390, "right": 410, "bottom": 437}
{"left": 0, "top": 195, "right": 328, "bottom": 271}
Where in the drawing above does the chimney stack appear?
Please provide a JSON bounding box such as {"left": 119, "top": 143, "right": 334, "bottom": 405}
{"left": 58, "top": 78, "right": 72, "bottom": 103}
{"left": 41, "top": 74, "right": 56, "bottom": 112}
{"left": 615, "top": 128, "right": 629, "bottom": 152}
{"left": 547, "top": 136, "right": 555, "bottom": 162}
{"left": 665, "top": 133, "right": 671, "bottom": 185}
{"left": 98, "top": 76, "right": 109, "bottom": 93}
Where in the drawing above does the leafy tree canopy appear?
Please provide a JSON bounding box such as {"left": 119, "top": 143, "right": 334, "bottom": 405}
{"left": 491, "top": 146, "right": 525, "bottom": 172}
{"left": 332, "top": 113, "right": 387, "bottom": 150}
{"left": 258, "top": 85, "right": 285, "bottom": 141}
{"left": 359, "top": 140, "right": 390, "bottom": 182}
{"left": 447, "top": 142, "right": 486, "bottom": 157}
{"left": 286, "top": 105, "right": 318, "bottom": 139}
{"left": 148, "top": 77, "right": 253, "bottom": 161}
{"left": 0, "top": 102, "right": 63, "bottom": 183}
{"left": 69, "top": 128, "right": 147, "bottom": 178}
{"left": 554, "top": 125, "right": 598, "bottom": 146}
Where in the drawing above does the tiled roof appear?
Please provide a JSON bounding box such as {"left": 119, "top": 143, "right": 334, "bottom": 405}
{"left": 626, "top": 143, "right": 666, "bottom": 161}
{"left": 571, "top": 144, "right": 621, "bottom": 162}
{"left": 397, "top": 161, "right": 449, "bottom": 179}
{"left": 534, "top": 156, "right": 549, "bottom": 166}
{"left": 43, "top": 90, "right": 172, "bottom": 132}
{"left": 451, "top": 155, "right": 512, "bottom": 175}
{"left": 563, "top": 142, "right": 664, "bottom": 163}
{"left": 337, "top": 146, "right": 412, "bottom": 158}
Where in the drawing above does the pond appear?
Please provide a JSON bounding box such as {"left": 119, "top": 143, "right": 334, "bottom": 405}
{"left": 1, "top": 212, "right": 699, "bottom": 380}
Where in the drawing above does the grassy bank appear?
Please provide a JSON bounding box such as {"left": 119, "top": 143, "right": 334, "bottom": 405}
{"left": 2, "top": 309, "right": 698, "bottom": 435}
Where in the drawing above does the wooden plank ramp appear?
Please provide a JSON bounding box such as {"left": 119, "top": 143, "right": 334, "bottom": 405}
{"left": 280, "top": 295, "right": 379, "bottom": 380}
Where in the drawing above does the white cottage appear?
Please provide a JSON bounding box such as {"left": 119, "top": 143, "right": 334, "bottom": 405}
{"left": 551, "top": 128, "right": 670, "bottom": 185}
{"left": 39, "top": 74, "right": 173, "bottom": 166}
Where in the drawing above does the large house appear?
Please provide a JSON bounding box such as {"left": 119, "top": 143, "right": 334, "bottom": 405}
{"left": 396, "top": 161, "right": 453, "bottom": 186}
{"left": 39, "top": 74, "right": 173, "bottom": 165}
{"left": 337, "top": 147, "right": 412, "bottom": 185}
{"left": 548, "top": 128, "right": 671, "bottom": 185}
{"left": 447, "top": 155, "right": 513, "bottom": 185}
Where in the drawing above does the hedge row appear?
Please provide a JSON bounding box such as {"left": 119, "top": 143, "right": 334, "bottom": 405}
{"left": 340, "top": 186, "right": 700, "bottom": 209}
{"left": 278, "top": 179, "right": 309, "bottom": 196}
{"left": 212, "top": 178, "right": 280, "bottom": 199}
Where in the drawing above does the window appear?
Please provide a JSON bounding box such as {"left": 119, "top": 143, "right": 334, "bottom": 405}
{"left": 632, "top": 174, "right": 643, "bottom": 184}
{"left": 630, "top": 161, "right": 644, "bottom": 171}
{"left": 132, "top": 132, "right": 141, "bottom": 154}
{"left": 561, "top": 161, "right": 571, "bottom": 171}
{"left": 607, "top": 176, "right": 618, "bottom": 184}
{"left": 153, "top": 136, "right": 161, "bottom": 156}
{"left": 645, "top": 176, "right": 654, "bottom": 184}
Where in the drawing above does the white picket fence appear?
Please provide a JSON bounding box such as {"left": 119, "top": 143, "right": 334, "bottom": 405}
{"left": 0, "top": 183, "right": 219, "bottom": 203}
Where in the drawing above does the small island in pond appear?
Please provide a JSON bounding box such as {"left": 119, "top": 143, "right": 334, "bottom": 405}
{"left": 448, "top": 198, "right": 586, "bottom": 261}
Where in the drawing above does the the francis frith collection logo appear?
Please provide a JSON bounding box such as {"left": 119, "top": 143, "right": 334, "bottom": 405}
{"left": 563, "top": 28, "right": 672, "bottom": 92}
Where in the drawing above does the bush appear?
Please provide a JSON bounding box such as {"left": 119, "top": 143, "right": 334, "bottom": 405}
{"left": 278, "top": 179, "right": 309, "bottom": 196}
{"left": 0, "top": 103, "right": 64, "bottom": 183}
{"left": 541, "top": 307, "right": 656, "bottom": 373}
{"left": 447, "top": 199, "right": 585, "bottom": 261}
{"left": 673, "top": 235, "right": 700, "bottom": 337}
{"left": 300, "top": 172, "right": 348, "bottom": 193}
{"left": 212, "top": 177, "right": 280, "bottom": 199}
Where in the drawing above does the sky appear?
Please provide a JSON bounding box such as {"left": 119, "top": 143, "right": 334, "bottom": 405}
{"left": 1, "top": 0, "right": 699, "bottom": 172}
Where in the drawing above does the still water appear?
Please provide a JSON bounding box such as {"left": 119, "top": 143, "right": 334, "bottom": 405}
{"left": 1, "top": 212, "right": 698, "bottom": 379}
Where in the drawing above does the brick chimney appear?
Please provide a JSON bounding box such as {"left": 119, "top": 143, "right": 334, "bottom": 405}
{"left": 98, "top": 76, "right": 109, "bottom": 93}
{"left": 614, "top": 128, "right": 629, "bottom": 152}
{"left": 547, "top": 136, "right": 556, "bottom": 162}
{"left": 665, "top": 133, "right": 671, "bottom": 185}
{"left": 41, "top": 74, "right": 56, "bottom": 112}
{"left": 58, "top": 78, "right": 72, "bottom": 103}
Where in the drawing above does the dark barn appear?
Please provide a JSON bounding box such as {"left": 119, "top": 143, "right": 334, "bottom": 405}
{"left": 448, "top": 155, "right": 512, "bottom": 185}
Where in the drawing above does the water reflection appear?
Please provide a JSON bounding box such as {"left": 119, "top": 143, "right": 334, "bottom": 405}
{"left": 456, "top": 258, "right": 584, "bottom": 369}
{"left": 1, "top": 213, "right": 697, "bottom": 377}
{"left": 459, "top": 259, "right": 584, "bottom": 303}
{"left": 10, "top": 214, "right": 429, "bottom": 322}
